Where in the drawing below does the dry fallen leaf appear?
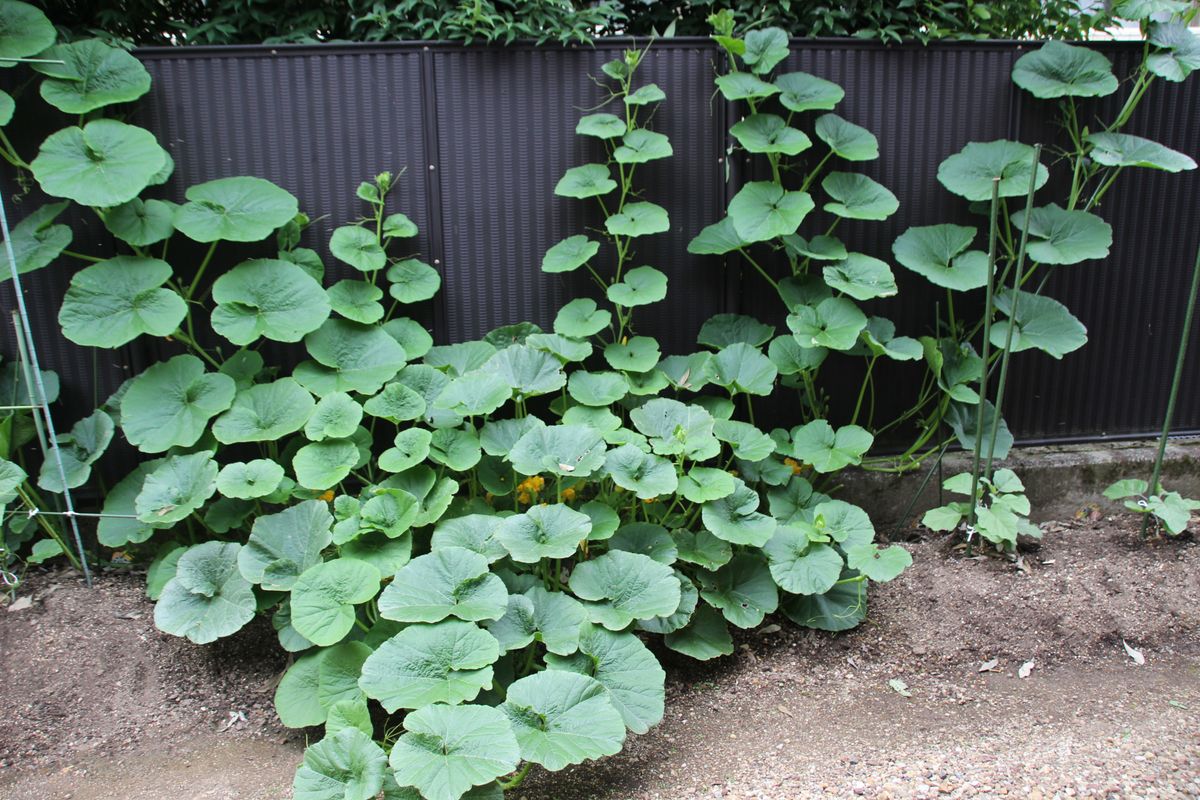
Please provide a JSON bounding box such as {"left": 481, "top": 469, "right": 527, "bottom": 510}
{"left": 6, "top": 596, "right": 32, "bottom": 613}
{"left": 1122, "top": 640, "right": 1145, "bottom": 666}
{"left": 888, "top": 678, "right": 912, "bottom": 697}
{"left": 978, "top": 658, "right": 1000, "bottom": 673}
{"left": 1018, "top": 660, "right": 1035, "bottom": 679}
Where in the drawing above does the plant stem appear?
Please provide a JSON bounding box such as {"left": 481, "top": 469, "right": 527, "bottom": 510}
{"left": 966, "top": 178, "right": 1002, "bottom": 546}
{"left": 985, "top": 144, "right": 1041, "bottom": 481}
{"left": 500, "top": 762, "right": 534, "bottom": 791}
{"left": 1141, "top": 238, "right": 1200, "bottom": 536}
{"left": 187, "top": 242, "right": 220, "bottom": 297}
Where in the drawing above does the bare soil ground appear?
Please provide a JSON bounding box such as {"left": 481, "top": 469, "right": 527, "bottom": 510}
{"left": 1, "top": 514, "right": 1197, "bottom": 800}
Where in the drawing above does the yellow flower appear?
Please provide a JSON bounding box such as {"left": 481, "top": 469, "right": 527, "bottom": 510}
{"left": 318, "top": 489, "right": 335, "bottom": 502}
{"left": 562, "top": 487, "right": 577, "bottom": 502}
{"left": 784, "top": 457, "right": 803, "bottom": 475}
{"left": 727, "top": 469, "right": 739, "bottom": 477}
{"left": 642, "top": 497, "right": 657, "bottom": 504}
{"left": 517, "top": 491, "right": 531, "bottom": 505}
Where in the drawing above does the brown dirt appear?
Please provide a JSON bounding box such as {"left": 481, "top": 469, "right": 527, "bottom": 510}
{"left": 1, "top": 515, "right": 1198, "bottom": 799}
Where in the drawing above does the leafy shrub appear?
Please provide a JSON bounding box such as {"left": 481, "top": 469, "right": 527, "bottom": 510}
{"left": 35, "top": 0, "right": 1109, "bottom": 47}
{"left": 0, "top": 6, "right": 911, "bottom": 796}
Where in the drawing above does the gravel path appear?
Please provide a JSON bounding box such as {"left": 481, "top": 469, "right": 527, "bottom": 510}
{"left": 1, "top": 516, "right": 1197, "bottom": 799}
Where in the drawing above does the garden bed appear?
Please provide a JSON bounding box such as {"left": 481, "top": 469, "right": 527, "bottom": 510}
{"left": 2, "top": 516, "right": 1196, "bottom": 799}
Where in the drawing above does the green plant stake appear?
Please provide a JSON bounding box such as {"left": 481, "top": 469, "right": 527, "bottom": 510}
{"left": 984, "top": 144, "right": 1043, "bottom": 482}
{"left": 1142, "top": 240, "right": 1200, "bottom": 536}
{"left": 966, "top": 177, "right": 1002, "bottom": 551}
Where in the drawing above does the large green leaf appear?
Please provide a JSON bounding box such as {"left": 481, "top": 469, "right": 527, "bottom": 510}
{"left": 605, "top": 202, "right": 669, "bottom": 238}
{"left": 329, "top": 225, "right": 386, "bottom": 272}
{"left": 1012, "top": 41, "right": 1117, "bottom": 98}
{"left": 604, "top": 336, "right": 660, "bottom": 372}
{"left": 153, "top": 542, "right": 255, "bottom": 644}
{"left": 35, "top": 39, "right": 151, "bottom": 114}
{"left": 763, "top": 528, "right": 842, "bottom": 595}
{"left": 787, "top": 297, "right": 867, "bottom": 350}
{"left": 298, "top": 319, "right": 408, "bottom": 395}
{"left": 508, "top": 424, "right": 606, "bottom": 478}
{"left": 554, "top": 298, "right": 611, "bottom": 338}
{"left": 211, "top": 258, "right": 331, "bottom": 345}
{"left": 135, "top": 453, "right": 215, "bottom": 528}
{"left": 774, "top": 71, "right": 844, "bottom": 112}
{"left": 555, "top": 163, "right": 617, "bottom": 198}
{"left": 672, "top": 529, "right": 732, "bottom": 571}
{"left": 604, "top": 444, "right": 677, "bottom": 499}
{"left": 821, "top": 172, "right": 898, "bottom": 221}
{"left": 629, "top": 398, "right": 720, "bottom": 461}
{"left": 568, "top": 550, "right": 680, "bottom": 629}
{"left": 814, "top": 114, "right": 878, "bottom": 161}
{"left": 290, "top": 558, "right": 381, "bottom": 647}
{"left": 485, "top": 345, "right": 565, "bottom": 398}
{"left": 294, "top": 439, "right": 360, "bottom": 490}
{"left": 542, "top": 235, "right": 599, "bottom": 274}
{"left": 567, "top": 370, "right": 629, "bottom": 407}
{"left": 780, "top": 579, "right": 866, "bottom": 632}
{"left": 0, "top": 1, "right": 55, "bottom": 66}
{"left": 728, "top": 181, "right": 814, "bottom": 243}
{"left": 238, "top": 499, "right": 333, "bottom": 590}
{"left": 576, "top": 113, "right": 625, "bottom": 138}
{"left": 496, "top": 504, "right": 591, "bottom": 562}
{"left": 730, "top": 114, "right": 811, "bottom": 156}
{"left": 544, "top": 624, "right": 665, "bottom": 733}
{"left": 293, "top": 728, "right": 388, "bottom": 800}
{"left": 988, "top": 289, "right": 1087, "bottom": 359}
{"left": 57, "top": 257, "right": 185, "bottom": 348}
{"left": 946, "top": 399, "right": 1013, "bottom": 462}
{"left": 36, "top": 409, "right": 110, "bottom": 493}
{"left": 432, "top": 514, "right": 507, "bottom": 563}
{"left": 701, "top": 478, "right": 775, "bottom": 546}
{"left": 1147, "top": 21, "right": 1200, "bottom": 82}
{"left": 822, "top": 254, "right": 897, "bottom": 301}
{"left": 103, "top": 198, "right": 176, "bottom": 247}
{"left": 663, "top": 604, "right": 733, "bottom": 660}
{"left": 175, "top": 176, "right": 298, "bottom": 243}
{"left": 388, "top": 704, "right": 519, "bottom": 800}
{"left": 891, "top": 224, "right": 988, "bottom": 291}
{"left": 791, "top": 419, "right": 873, "bottom": 472}
{"left": 698, "top": 553, "right": 778, "bottom": 628}
{"left": 216, "top": 459, "right": 284, "bottom": 501}
{"left": 845, "top": 543, "right": 912, "bottom": 582}
{"left": 1011, "top": 204, "right": 1111, "bottom": 265}
{"left": 613, "top": 129, "right": 673, "bottom": 164}
{"left": 713, "top": 419, "right": 774, "bottom": 461}
{"left": 0, "top": 202, "right": 71, "bottom": 281}
{"left": 305, "top": 392, "right": 364, "bottom": 441}
{"left": 697, "top": 314, "right": 774, "bottom": 349}
{"left": 1086, "top": 132, "right": 1197, "bottom": 172}
{"left": 359, "top": 620, "right": 500, "bottom": 711}
{"left": 936, "top": 140, "right": 1048, "bottom": 202}
{"left": 364, "top": 381, "right": 426, "bottom": 423}
{"left": 433, "top": 371, "right": 511, "bottom": 417}
{"left": 742, "top": 27, "right": 789, "bottom": 73}
{"left": 709, "top": 342, "right": 778, "bottom": 396}
{"left": 606, "top": 265, "right": 667, "bottom": 308}
{"left": 212, "top": 378, "right": 315, "bottom": 443}
{"left": 387, "top": 259, "right": 442, "bottom": 304}
{"left": 31, "top": 120, "right": 167, "bottom": 207}
{"left": 502, "top": 671, "right": 625, "bottom": 771}
{"left": 687, "top": 216, "right": 747, "bottom": 256}
{"left": 714, "top": 72, "right": 779, "bottom": 100}
{"left": 121, "top": 355, "right": 235, "bottom": 453}
{"left": 96, "top": 461, "right": 160, "bottom": 547}
{"left": 379, "top": 547, "right": 508, "bottom": 623}
{"left": 624, "top": 83, "right": 666, "bottom": 105}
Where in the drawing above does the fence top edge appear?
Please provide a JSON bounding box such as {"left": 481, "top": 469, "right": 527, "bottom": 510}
{"left": 132, "top": 35, "right": 1150, "bottom": 61}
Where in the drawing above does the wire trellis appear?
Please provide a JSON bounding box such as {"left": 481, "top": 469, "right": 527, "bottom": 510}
{"left": 1, "top": 186, "right": 94, "bottom": 587}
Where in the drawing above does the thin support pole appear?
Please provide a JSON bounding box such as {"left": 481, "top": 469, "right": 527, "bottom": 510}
{"left": 1141, "top": 239, "right": 1200, "bottom": 536}
{"left": 967, "top": 177, "right": 1002, "bottom": 542}
{"left": 985, "top": 144, "right": 1042, "bottom": 481}
{"left": 0, "top": 189, "right": 92, "bottom": 586}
